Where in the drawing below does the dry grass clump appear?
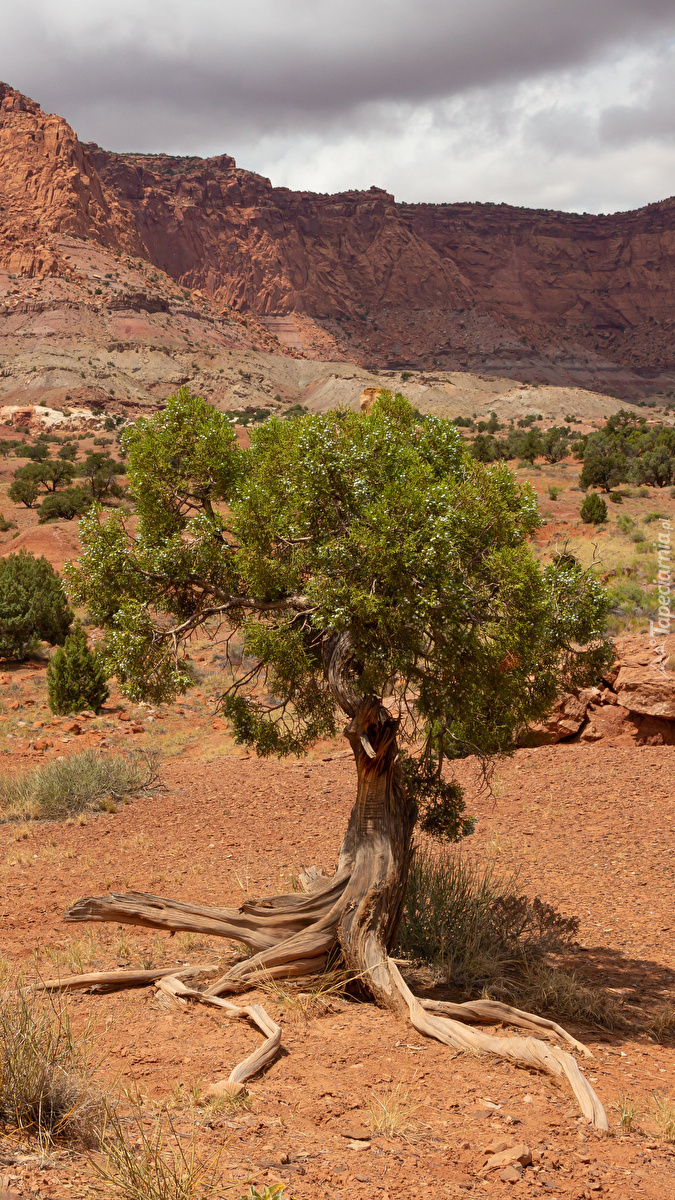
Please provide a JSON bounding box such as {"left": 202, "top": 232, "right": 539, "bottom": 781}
{"left": 644, "top": 1005, "right": 675, "bottom": 1043}
{"left": 397, "top": 847, "right": 623, "bottom": 1028}
{"left": 254, "top": 965, "right": 354, "bottom": 1021}
{"left": 613, "top": 1093, "right": 640, "bottom": 1133}
{"left": 0, "top": 981, "right": 105, "bottom": 1145}
{"left": 0, "top": 749, "right": 161, "bottom": 821}
{"left": 93, "top": 1105, "right": 224, "bottom": 1200}
{"left": 651, "top": 1093, "right": 675, "bottom": 1142}
{"left": 368, "top": 1080, "right": 420, "bottom": 1139}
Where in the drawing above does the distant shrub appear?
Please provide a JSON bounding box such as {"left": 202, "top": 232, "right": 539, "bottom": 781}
{"left": 8, "top": 476, "right": 39, "bottom": 508}
{"left": 38, "top": 488, "right": 92, "bottom": 523}
{"left": 0, "top": 512, "right": 16, "bottom": 532}
{"left": 580, "top": 493, "right": 607, "bottom": 524}
{"left": 631, "top": 529, "right": 646, "bottom": 543}
{"left": 47, "top": 624, "right": 109, "bottom": 714}
{"left": 0, "top": 551, "right": 72, "bottom": 661}
{"left": 609, "top": 491, "right": 623, "bottom": 503}
{"left": 0, "top": 749, "right": 161, "bottom": 821}
{"left": 547, "top": 486, "right": 562, "bottom": 500}
{"left": 617, "top": 513, "right": 634, "bottom": 534}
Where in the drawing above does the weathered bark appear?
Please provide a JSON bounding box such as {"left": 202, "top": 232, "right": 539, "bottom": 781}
{"left": 62, "top": 635, "right": 609, "bottom": 1128}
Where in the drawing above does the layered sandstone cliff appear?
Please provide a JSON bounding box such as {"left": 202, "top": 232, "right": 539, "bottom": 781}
{"left": 2, "top": 81, "right": 675, "bottom": 396}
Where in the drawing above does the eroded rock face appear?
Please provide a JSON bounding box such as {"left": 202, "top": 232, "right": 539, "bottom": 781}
{"left": 0, "top": 404, "right": 105, "bottom": 432}
{"left": 3, "top": 82, "right": 675, "bottom": 394}
{"left": 0, "top": 82, "right": 142, "bottom": 278}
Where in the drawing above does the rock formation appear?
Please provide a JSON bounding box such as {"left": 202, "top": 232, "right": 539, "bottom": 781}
{"left": 524, "top": 632, "right": 675, "bottom": 747}
{"left": 3, "top": 80, "right": 675, "bottom": 397}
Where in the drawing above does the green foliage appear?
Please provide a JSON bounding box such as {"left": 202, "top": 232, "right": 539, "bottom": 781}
{"left": 579, "top": 409, "right": 675, "bottom": 491}
{"left": 8, "top": 475, "right": 39, "bottom": 507}
{"left": 57, "top": 443, "right": 78, "bottom": 461}
{"left": 12, "top": 459, "right": 77, "bottom": 496}
{"left": 47, "top": 623, "right": 109, "bottom": 714}
{"left": 38, "top": 487, "right": 92, "bottom": 523}
{"left": 580, "top": 492, "right": 608, "bottom": 524}
{"left": 0, "top": 512, "right": 16, "bottom": 532}
{"left": 401, "top": 758, "right": 474, "bottom": 841}
{"left": 616, "top": 513, "right": 634, "bottom": 534}
{"left": 0, "top": 551, "right": 72, "bottom": 660}
{"left": 21, "top": 442, "right": 50, "bottom": 462}
{"left": 79, "top": 452, "right": 124, "bottom": 500}
{"left": 68, "top": 389, "right": 611, "bottom": 785}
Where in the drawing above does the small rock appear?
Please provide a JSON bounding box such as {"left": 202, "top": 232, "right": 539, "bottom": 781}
{"left": 62, "top": 720, "right": 81, "bottom": 734}
{"left": 340, "top": 1126, "right": 372, "bottom": 1141}
{"left": 9, "top": 700, "right": 20, "bottom": 710}
{"left": 575, "top": 1151, "right": 592, "bottom": 1163}
{"left": 32, "top": 738, "right": 51, "bottom": 751}
{"left": 130, "top": 723, "right": 144, "bottom": 733}
{"left": 485, "top": 1144, "right": 532, "bottom": 1171}
{"left": 118, "top": 712, "right": 130, "bottom": 721}
{"left": 346, "top": 1139, "right": 371, "bottom": 1151}
{"left": 483, "top": 1139, "right": 509, "bottom": 1154}
{"left": 499, "top": 1165, "right": 523, "bottom": 1183}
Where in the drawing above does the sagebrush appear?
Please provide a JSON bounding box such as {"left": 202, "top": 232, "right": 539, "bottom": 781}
{"left": 0, "top": 749, "right": 161, "bottom": 821}
{"left": 397, "top": 848, "right": 621, "bottom": 1027}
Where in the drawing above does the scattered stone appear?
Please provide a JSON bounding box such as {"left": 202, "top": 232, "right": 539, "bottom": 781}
{"left": 130, "top": 723, "right": 144, "bottom": 733}
{"left": 498, "top": 1165, "right": 523, "bottom": 1183}
{"left": 340, "top": 1127, "right": 372, "bottom": 1141}
{"left": 9, "top": 700, "right": 19, "bottom": 710}
{"left": 62, "top": 720, "right": 81, "bottom": 734}
{"left": 32, "top": 738, "right": 51, "bottom": 751}
{"left": 485, "top": 1144, "right": 532, "bottom": 1171}
{"left": 346, "top": 1140, "right": 371, "bottom": 1151}
{"left": 483, "top": 1139, "right": 509, "bottom": 1154}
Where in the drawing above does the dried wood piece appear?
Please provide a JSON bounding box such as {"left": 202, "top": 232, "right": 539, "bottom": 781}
{"left": 38, "top": 965, "right": 218, "bottom": 992}
{"left": 420, "top": 998, "right": 593, "bottom": 1057}
{"left": 161, "top": 976, "right": 282, "bottom": 1090}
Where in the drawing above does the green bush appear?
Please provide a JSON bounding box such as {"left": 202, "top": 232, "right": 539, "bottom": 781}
{"left": 8, "top": 476, "right": 39, "bottom": 508}
{"left": 609, "top": 491, "right": 623, "bottom": 503}
{"left": 0, "top": 551, "right": 72, "bottom": 660}
{"left": 398, "top": 849, "right": 577, "bottom": 982}
{"left": 0, "top": 749, "right": 161, "bottom": 821}
{"left": 47, "top": 624, "right": 109, "bottom": 714}
{"left": 38, "top": 487, "right": 92, "bottom": 523}
{"left": 617, "top": 514, "right": 634, "bottom": 534}
{"left": 580, "top": 493, "right": 608, "bottom": 524}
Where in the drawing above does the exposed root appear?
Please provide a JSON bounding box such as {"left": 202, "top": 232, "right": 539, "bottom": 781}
{"left": 389, "top": 960, "right": 608, "bottom": 1130}
{"left": 420, "top": 997, "right": 593, "bottom": 1057}
{"left": 39, "top": 966, "right": 281, "bottom": 1094}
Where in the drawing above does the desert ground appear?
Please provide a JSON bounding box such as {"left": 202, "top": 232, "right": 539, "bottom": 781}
{"left": 1, "top": 416, "right": 675, "bottom": 1200}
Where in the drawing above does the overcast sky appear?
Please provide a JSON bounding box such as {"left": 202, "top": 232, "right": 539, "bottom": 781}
{"left": 3, "top": 0, "right": 675, "bottom": 213}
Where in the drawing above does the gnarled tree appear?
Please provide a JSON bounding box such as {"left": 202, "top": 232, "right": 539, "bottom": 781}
{"left": 65, "top": 388, "right": 613, "bottom": 1125}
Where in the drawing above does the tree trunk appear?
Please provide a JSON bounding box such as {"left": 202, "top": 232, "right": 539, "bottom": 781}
{"left": 337, "top": 696, "right": 416, "bottom": 1015}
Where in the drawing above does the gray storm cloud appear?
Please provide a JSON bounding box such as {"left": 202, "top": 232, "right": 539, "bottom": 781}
{"left": 2, "top": 0, "right": 675, "bottom": 211}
